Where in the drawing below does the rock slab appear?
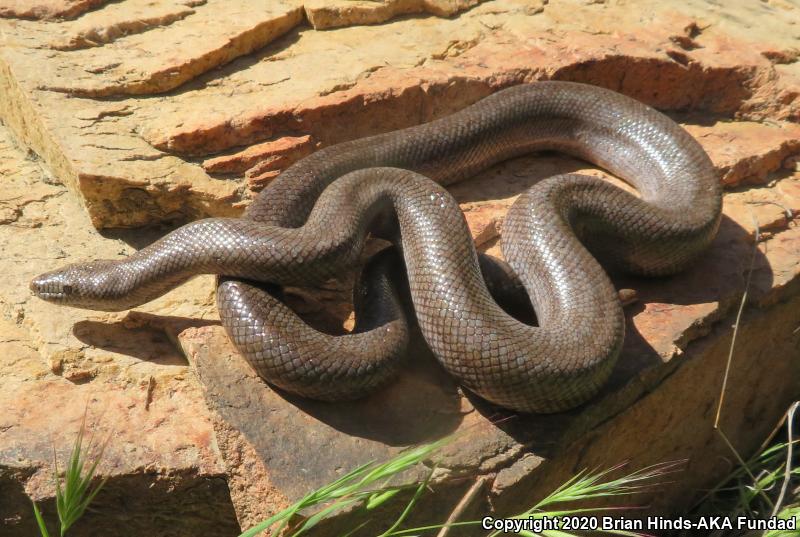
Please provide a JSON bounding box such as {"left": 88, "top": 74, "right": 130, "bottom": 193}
{"left": 0, "top": 125, "right": 238, "bottom": 535}
{"left": 0, "top": 0, "right": 799, "bottom": 535}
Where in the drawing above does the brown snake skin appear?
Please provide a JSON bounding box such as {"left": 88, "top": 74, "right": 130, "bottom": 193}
{"left": 30, "top": 82, "right": 722, "bottom": 413}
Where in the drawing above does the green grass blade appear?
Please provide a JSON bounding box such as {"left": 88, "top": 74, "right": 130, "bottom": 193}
{"left": 63, "top": 427, "right": 85, "bottom": 504}
{"left": 31, "top": 501, "right": 51, "bottom": 537}
{"left": 237, "top": 511, "right": 291, "bottom": 537}
{"left": 765, "top": 506, "right": 800, "bottom": 537}
{"left": 240, "top": 438, "right": 665, "bottom": 537}
{"left": 65, "top": 445, "right": 109, "bottom": 528}
{"left": 52, "top": 442, "right": 66, "bottom": 527}
{"left": 365, "top": 488, "right": 402, "bottom": 510}
{"left": 270, "top": 506, "right": 301, "bottom": 537}
{"left": 73, "top": 475, "right": 109, "bottom": 523}
{"left": 47, "top": 415, "right": 111, "bottom": 536}
{"left": 292, "top": 498, "right": 361, "bottom": 534}
{"left": 240, "top": 439, "right": 449, "bottom": 537}
{"left": 376, "top": 468, "right": 434, "bottom": 537}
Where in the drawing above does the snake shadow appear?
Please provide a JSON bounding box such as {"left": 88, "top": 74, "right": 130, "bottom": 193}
{"left": 71, "top": 313, "right": 220, "bottom": 369}
{"left": 462, "top": 211, "right": 772, "bottom": 454}
{"left": 235, "top": 263, "right": 469, "bottom": 445}
{"left": 275, "top": 332, "right": 467, "bottom": 445}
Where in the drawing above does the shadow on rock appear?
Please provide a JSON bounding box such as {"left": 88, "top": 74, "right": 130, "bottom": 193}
{"left": 466, "top": 212, "right": 772, "bottom": 453}
{"left": 72, "top": 314, "right": 220, "bottom": 367}
{"left": 276, "top": 334, "right": 466, "bottom": 445}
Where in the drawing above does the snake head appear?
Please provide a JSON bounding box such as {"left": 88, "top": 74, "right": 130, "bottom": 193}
{"left": 30, "top": 261, "right": 127, "bottom": 311}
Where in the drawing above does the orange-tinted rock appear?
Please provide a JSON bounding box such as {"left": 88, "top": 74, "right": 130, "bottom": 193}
{"left": 203, "top": 135, "right": 315, "bottom": 175}
{"left": 762, "top": 48, "right": 800, "bottom": 65}
{"left": 304, "top": 0, "right": 488, "bottom": 30}
{"left": 0, "top": 0, "right": 798, "bottom": 228}
{"left": 39, "top": 0, "right": 305, "bottom": 97}
{"left": 49, "top": 0, "right": 201, "bottom": 50}
{"left": 245, "top": 168, "right": 282, "bottom": 192}
{"left": 684, "top": 120, "right": 800, "bottom": 186}
{"left": 0, "top": 0, "right": 109, "bottom": 20}
{"left": 0, "top": 125, "right": 237, "bottom": 536}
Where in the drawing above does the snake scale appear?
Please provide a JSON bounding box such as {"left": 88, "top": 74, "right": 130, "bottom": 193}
{"left": 30, "top": 82, "right": 722, "bottom": 413}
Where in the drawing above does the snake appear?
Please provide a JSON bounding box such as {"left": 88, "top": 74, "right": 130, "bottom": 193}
{"left": 29, "top": 81, "right": 722, "bottom": 413}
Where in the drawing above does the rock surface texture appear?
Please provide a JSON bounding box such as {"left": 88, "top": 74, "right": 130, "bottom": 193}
{"left": 1, "top": 0, "right": 799, "bottom": 535}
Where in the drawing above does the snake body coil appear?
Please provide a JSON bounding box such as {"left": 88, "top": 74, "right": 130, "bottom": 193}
{"left": 30, "top": 82, "right": 721, "bottom": 413}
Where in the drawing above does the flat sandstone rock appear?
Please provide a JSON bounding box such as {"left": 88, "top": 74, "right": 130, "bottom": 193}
{"left": 0, "top": 125, "right": 237, "bottom": 535}
{"left": 1, "top": 0, "right": 799, "bottom": 535}
{"left": 180, "top": 156, "right": 800, "bottom": 534}
{"left": 1, "top": 0, "right": 798, "bottom": 228}
{"left": 0, "top": 0, "right": 110, "bottom": 20}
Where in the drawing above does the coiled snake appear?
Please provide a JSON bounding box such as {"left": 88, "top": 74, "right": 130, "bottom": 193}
{"left": 30, "top": 82, "right": 722, "bottom": 413}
